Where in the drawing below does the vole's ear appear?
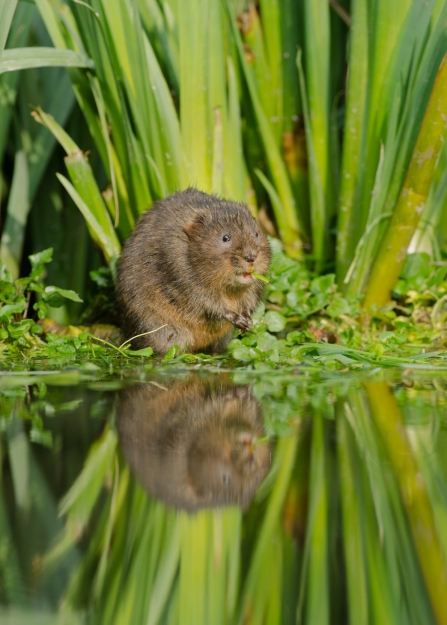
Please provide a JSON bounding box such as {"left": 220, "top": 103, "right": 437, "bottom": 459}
{"left": 183, "top": 215, "right": 204, "bottom": 239}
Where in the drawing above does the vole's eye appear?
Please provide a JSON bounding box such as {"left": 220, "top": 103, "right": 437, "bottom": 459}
{"left": 222, "top": 234, "right": 231, "bottom": 242}
{"left": 255, "top": 232, "right": 259, "bottom": 238}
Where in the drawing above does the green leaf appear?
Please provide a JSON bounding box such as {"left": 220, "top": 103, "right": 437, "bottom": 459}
{"left": 310, "top": 274, "right": 335, "bottom": 295}
{"left": 29, "top": 427, "right": 53, "bottom": 448}
{"left": 7, "top": 319, "right": 33, "bottom": 338}
{"left": 264, "top": 311, "right": 287, "bottom": 332}
{"left": 326, "top": 297, "right": 350, "bottom": 318}
{"left": 163, "top": 345, "right": 179, "bottom": 360}
{"left": 0, "top": 150, "right": 30, "bottom": 280}
{"left": 287, "top": 330, "right": 308, "bottom": 345}
{"left": 44, "top": 286, "right": 83, "bottom": 303}
{"left": 401, "top": 253, "right": 432, "bottom": 280}
{"left": 256, "top": 331, "right": 279, "bottom": 351}
{"left": 0, "top": 301, "right": 27, "bottom": 320}
{"left": 232, "top": 346, "right": 257, "bottom": 362}
{"left": 33, "top": 300, "right": 47, "bottom": 320}
{"left": 0, "top": 263, "right": 13, "bottom": 283}
{"left": 126, "top": 347, "right": 154, "bottom": 357}
{"left": 29, "top": 248, "right": 53, "bottom": 270}
{"left": 0, "top": 0, "right": 18, "bottom": 54}
{"left": 0, "top": 47, "right": 94, "bottom": 74}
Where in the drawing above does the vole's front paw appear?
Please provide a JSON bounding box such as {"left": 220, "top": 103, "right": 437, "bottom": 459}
{"left": 235, "top": 314, "right": 253, "bottom": 332}
{"left": 225, "top": 310, "right": 253, "bottom": 332}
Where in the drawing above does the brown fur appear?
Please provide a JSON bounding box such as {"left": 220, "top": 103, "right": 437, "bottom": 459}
{"left": 116, "top": 376, "right": 271, "bottom": 512}
{"left": 116, "top": 188, "right": 271, "bottom": 353}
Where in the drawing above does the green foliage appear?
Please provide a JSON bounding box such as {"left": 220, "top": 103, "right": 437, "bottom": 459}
{"left": 0, "top": 0, "right": 446, "bottom": 335}
{"left": 0, "top": 2, "right": 97, "bottom": 280}
{"left": 0, "top": 248, "right": 81, "bottom": 344}
{"left": 4, "top": 241, "right": 447, "bottom": 372}
{"left": 363, "top": 52, "right": 447, "bottom": 306}
{"left": 2, "top": 0, "right": 447, "bottom": 313}
{"left": 223, "top": 242, "right": 447, "bottom": 370}
{"left": 0, "top": 249, "right": 160, "bottom": 365}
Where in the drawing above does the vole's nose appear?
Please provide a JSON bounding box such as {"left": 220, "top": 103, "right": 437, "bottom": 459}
{"left": 244, "top": 251, "right": 257, "bottom": 264}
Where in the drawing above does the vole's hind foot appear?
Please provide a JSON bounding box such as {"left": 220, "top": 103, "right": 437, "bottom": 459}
{"left": 205, "top": 329, "right": 234, "bottom": 354}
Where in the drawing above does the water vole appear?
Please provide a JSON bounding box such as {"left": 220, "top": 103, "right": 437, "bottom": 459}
{"left": 116, "top": 188, "right": 271, "bottom": 353}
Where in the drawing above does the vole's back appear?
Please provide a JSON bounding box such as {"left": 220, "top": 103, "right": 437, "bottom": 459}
{"left": 116, "top": 188, "right": 271, "bottom": 354}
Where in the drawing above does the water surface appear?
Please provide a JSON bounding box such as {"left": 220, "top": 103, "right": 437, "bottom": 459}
{"left": 1, "top": 369, "right": 447, "bottom": 624}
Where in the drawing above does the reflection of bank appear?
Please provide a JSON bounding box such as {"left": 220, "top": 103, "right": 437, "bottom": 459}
{"left": 116, "top": 377, "right": 271, "bottom": 512}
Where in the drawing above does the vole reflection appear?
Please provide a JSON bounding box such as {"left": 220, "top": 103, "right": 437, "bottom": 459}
{"left": 116, "top": 377, "right": 271, "bottom": 513}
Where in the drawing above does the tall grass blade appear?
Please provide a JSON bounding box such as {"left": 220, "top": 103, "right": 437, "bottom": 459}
{"left": 241, "top": 6, "right": 276, "bottom": 136}
{"left": 0, "top": 0, "right": 18, "bottom": 54}
{"left": 0, "top": 150, "right": 29, "bottom": 279}
{"left": 178, "top": 0, "right": 211, "bottom": 190}
{"left": 57, "top": 173, "right": 120, "bottom": 264}
{"left": 224, "top": 57, "right": 250, "bottom": 203}
{"left": 0, "top": 47, "right": 94, "bottom": 74}
{"left": 297, "top": 51, "right": 326, "bottom": 269}
{"left": 303, "top": 0, "right": 331, "bottom": 268}
{"left": 336, "top": 0, "right": 368, "bottom": 282}
{"left": 341, "top": 0, "right": 447, "bottom": 295}
{"left": 0, "top": 485, "right": 23, "bottom": 603}
{"left": 147, "top": 518, "right": 181, "bottom": 625}
{"left": 212, "top": 107, "right": 224, "bottom": 194}
{"left": 364, "top": 52, "right": 447, "bottom": 307}
{"left": 227, "top": 0, "right": 305, "bottom": 257}
{"left": 0, "top": 2, "right": 35, "bottom": 161}
{"left": 259, "top": 0, "right": 283, "bottom": 142}
{"left": 32, "top": 106, "right": 120, "bottom": 261}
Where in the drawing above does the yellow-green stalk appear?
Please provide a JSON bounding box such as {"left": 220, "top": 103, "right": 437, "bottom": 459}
{"left": 363, "top": 53, "right": 447, "bottom": 308}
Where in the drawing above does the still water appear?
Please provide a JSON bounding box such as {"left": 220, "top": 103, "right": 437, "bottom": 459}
{"left": 1, "top": 368, "right": 447, "bottom": 624}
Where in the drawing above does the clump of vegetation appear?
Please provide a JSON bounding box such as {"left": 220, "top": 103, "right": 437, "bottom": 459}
{"left": 0, "top": 248, "right": 147, "bottom": 367}
{"left": 0, "top": 248, "right": 81, "bottom": 347}
{"left": 3, "top": 0, "right": 447, "bottom": 326}
{"left": 3, "top": 241, "right": 447, "bottom": 372}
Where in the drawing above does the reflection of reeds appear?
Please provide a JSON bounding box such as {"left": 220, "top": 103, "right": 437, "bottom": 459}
{"left": 0, "top": 408, "right": 79, "bottom": 610}
{"left": 239, "top": 432, "right": 299, "bottom": 623}
{"left": 3, "top": 379, "right": 447, "bottom": 623}
{"left": 366, "top": 381, "right": 447, "bottom": 625}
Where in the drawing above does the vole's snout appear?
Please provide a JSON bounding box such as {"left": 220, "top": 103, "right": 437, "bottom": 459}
{"left": 244, "top": 251, "right": 257, "bottom": 264}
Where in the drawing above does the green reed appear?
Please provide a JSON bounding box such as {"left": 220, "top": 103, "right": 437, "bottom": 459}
{"left": 3, "top": 0, "right": 447, "bottom": 309}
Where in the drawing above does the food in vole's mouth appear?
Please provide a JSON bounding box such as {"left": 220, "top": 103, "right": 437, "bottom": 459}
{"left": 251, "top": 272, "right": 269, "bottom": 283}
